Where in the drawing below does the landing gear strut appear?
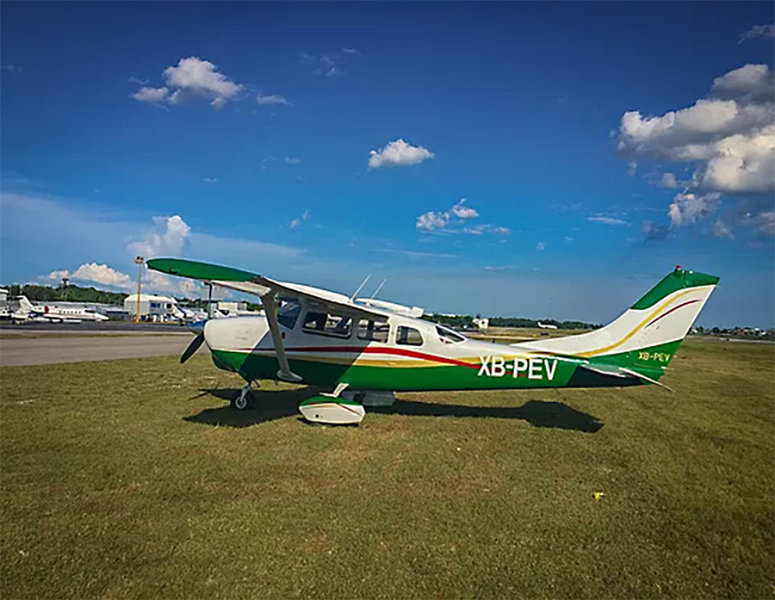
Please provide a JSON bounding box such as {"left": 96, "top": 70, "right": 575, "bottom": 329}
{"left": 231, "top": 382, "right": 256, "bottom": 411}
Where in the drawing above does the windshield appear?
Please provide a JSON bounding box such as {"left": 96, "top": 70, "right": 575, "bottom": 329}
{"left": 436, "top": 325, "right": 466, "bottom": 344}
{"left": 277, "top": 300, "right": 301, "bottom": 329}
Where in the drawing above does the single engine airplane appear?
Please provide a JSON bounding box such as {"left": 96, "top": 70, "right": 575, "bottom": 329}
{"left": 148, "top": 258, "right": 718, "bottom": 425}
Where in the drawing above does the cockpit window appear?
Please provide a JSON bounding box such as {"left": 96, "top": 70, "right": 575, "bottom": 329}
{"left": 277, "top": 300, "right": 301, "bottom": 329}
{"left": 436, "top": 325, "right": 466, "bottom": 344}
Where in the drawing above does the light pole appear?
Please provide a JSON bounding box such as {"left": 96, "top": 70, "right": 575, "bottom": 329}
{"left": 134, "top": 256, "right": 144, "bottom": 324}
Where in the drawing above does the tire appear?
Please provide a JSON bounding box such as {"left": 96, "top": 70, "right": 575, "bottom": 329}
{"left": 231, "top": 391, "right": 253, "bottom": 411}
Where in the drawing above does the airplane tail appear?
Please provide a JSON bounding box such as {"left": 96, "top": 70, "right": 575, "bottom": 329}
{"left": 519, "top": 267, "right": 719, "bottom": 380}
{"left": 16, "top": 295, "right": 34, "bottom": 314}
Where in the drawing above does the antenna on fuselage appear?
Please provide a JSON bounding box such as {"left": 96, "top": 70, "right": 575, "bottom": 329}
{"left": 370, "top": 279, "right": 386, "bottom": 299}
{"left": 350, "top": 274, "right": 371, "bottom": 301}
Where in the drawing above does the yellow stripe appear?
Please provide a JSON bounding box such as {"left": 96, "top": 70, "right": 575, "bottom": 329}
{"left": 577, "top": 288, "right": 703, "bottom": 358}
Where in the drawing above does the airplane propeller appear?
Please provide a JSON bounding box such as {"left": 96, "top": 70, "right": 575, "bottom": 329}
{"left": 180, "top": 331, "right": 205, "bottom": 364}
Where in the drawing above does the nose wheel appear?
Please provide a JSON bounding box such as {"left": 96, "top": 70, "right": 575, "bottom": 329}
{"left": 230, "top": 383, "right": 255, "bottom": 411}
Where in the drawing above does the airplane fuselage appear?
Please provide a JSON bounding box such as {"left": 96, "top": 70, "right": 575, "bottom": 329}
{"left": 202, "top": 312, "right": 646, "bottom": 392}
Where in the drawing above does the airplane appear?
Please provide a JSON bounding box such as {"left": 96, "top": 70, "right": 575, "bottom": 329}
{"left": 148, "top": 258, "right": 718, "bottom": 426}
{"left": 12, "top": 296, "right": 109, "bottom": 323}
{"left": 537, "top": 321, "right": 558, "bottom": 330}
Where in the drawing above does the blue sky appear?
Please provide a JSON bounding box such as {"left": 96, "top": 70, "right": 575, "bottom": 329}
{"left": 1, "top": 2, "right": 773, "bottom": 327}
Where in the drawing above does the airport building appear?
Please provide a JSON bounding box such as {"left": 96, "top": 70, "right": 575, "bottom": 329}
{"left": 123, "top": 294, "right": 179, "bottom": 321}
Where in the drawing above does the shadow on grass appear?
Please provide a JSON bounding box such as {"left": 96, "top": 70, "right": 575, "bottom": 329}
{"left": 184, "top": 388, "right": 603, "bottom": 433}
{"left": 370, "top": 399, "right": 603, "bottom": 433}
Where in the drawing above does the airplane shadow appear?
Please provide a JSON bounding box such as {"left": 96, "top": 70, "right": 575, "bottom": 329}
{"left": 184, "top": 388, "right": 603, "bottom": 433}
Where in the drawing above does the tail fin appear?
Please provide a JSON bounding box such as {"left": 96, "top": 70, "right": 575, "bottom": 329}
{"left": 519, "top": 267, "right": 719, "bottom": 380}
{"left": 16, "top": 296, "right": 34, "bottom": 314}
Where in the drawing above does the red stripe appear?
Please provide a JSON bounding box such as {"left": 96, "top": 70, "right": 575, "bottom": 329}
{"left": 646, "top": 299, "right": 702, "bottom": 328}
{"left": 240, "top": 345, "right": 480, "bottom": 369}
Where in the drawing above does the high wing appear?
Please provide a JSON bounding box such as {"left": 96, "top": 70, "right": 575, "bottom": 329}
{"left": 147, "top": 258, "right": 386, "bottom": 383}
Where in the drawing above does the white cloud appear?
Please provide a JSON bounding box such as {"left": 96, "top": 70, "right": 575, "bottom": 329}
{"left": 202, "top": 177, "right": 217, "bottom": 184}
{"left": 587, "top": 216, "right": 630, "bottom": 226}
{"left": 416, "top": 211, "right": 450, "bottom": 232}
{"left": 659, "top": 172, "right": 679, "bottom": 188}
{"left": 47, "top": 269, "right": 71, "bottom": 281}
{"left": 563, "top": 236, "right": 573, "bottom": 242}
{"left": 743, "top": 210, "right": 775, "bottom": 236}
{"left": 342, "top": 48, "right": 361, "bottom": 55}
{"left": 536, "top": 242, "right": 546, "bottom": 251}
{"left": 627, "top": 161, "right": 637, "bottom": 176}
{"left": 617, "top": 63, "right": 775, "bottom": 236}
{"left": 128, "top": 215, "right": 191, "bottom": 257}
{"left": 368, "top": 139, "right": 435, "bottom": 169}
{"left": 738, "top": 23, "right": 775, "bottom": 44}
{"left": 284, "top": 157, "right": 301, "bottom": 165}
{"left": 289, "top": 210, "right": 310, "bottom": 231}
{"left": 256, "top": 93, "right": 290, "bottom": 105}
{"left": 451, "top": 198, "right": 479, "bottom": 219}
{"left": 132, "top": 57, "right": 243, "bottom": 110}
{"left": 668, "top": 192, "right": 721, "bottom": 226}
{"left": 131, "top": 86, "right": 169, "bottom": 103}
{"left": 463, "top": 224, "right": 510, "bottom": 235}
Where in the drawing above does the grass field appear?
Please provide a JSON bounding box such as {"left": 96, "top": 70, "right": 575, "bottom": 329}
{"left": 1, "top": 339, "right": 773, "bottom": 599}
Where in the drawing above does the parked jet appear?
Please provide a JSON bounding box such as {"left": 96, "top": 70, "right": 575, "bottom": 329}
{"left": 13, "top": 296, "right": 109, "bottom": 323}
{"left": 148, "top": 259, "right": 718, "bottom": 425}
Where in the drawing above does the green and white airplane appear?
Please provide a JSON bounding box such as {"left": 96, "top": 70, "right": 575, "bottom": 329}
{"left": 149, "top": 258, "right": 718, "bottom": 425}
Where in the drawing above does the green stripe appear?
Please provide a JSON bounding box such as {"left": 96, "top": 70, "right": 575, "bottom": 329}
{"left": 631, "top": 268, "right": 719, "bottom": 310}
{"left": 147, "top": 258, "right": 258, "bottom": 282}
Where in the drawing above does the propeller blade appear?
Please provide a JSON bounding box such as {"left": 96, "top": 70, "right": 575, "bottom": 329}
{"left": 180, "top": 332, "right": 205, "bottom": 364}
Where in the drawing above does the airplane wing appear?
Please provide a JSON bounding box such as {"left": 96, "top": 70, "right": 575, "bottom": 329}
{"left": 146, "top": 258, "right": 385, "bottom": 319}
{"left": 147, "top": 258, "right": 385, "bottom": 383}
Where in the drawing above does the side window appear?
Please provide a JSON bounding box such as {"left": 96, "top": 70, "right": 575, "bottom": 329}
{"left": 357, "top": 319, "right": 389, "bottom": 342}
{"left": 396, "top": 325, "right": 423, "bottom": 346}
{"left": 277, "top": 300, "right": 301, "bottom": 329}
{"left": 303, "top": 311, "right": 353, "bottom": 338}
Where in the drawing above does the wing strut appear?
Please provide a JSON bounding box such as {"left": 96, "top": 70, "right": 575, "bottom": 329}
{"left": 259, "top": 292, "right": 302, "bottom": 383}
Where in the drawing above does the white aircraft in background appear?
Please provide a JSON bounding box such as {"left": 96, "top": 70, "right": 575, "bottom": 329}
{"left": 537, "top": 321, "right": 558, "bottom": 330}
{"left": 12, "top": 296, "right": 109, "bottom": 323}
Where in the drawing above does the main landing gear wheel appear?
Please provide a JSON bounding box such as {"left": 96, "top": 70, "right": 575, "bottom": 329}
{"left": 231, "top": 383, "right": 254, "bottom": 411}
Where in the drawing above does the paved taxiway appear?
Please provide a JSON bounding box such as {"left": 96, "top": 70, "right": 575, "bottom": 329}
{"left": 0, "top": 330, "right": 200, "bottom": 367}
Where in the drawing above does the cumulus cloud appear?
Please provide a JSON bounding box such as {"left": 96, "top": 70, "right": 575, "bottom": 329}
{"left": 47, "top": 269, "right": 71, "bottom": 281}
{"left": 128, "top": 215, "right": 191, "bottom": 257}
{"left": 284, "top": 156, "right": 301, "bottom": 165}
{"left": 416, "top": 198, "right": 508, "bottom": 235}
{"left": 131, "top": 86, "right": 169, "bottom": 103}
{"left": 668, "top": 192, "right": 721, "bottom": 226}
{"left": 131, "top": 57, "right": 243, "bottom": 110}
{"left": 659, "top": 172, "right": 679, "bottom": 188}
{"left": 617, "top": 63, "right": 775, "bottom": 237}
{"left": 416, "top": 211, "right": 450, "bottom": 232}
{"left": 256, "top": 93, "right": 290, "bottom": 105}
{"left": 48, "top": 263, "right": 134, "bottom": 290}
{"left": 451, "top": 198, "right": 479, "bottom": 219}
{"left": 587, "top": 216, "right": 630, "bottom": 226}
{"left": 368, "top": 139, "right": 435, "bottom": 168}
{"left": 626, "top": 161, "right": 637, "bottom": 176}
{"left": 202, "top": 177, "right": 217, "bottom": 183}
{"left": 536, "top": 242, "right": 546, "bottom": 251}
{"left": 738, "top": 23, "right": 775, "bottom": 44}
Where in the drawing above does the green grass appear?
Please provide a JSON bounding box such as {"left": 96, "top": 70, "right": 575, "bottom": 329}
{"left": 1, "top": 339, "right": 773, "bottom": 599}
